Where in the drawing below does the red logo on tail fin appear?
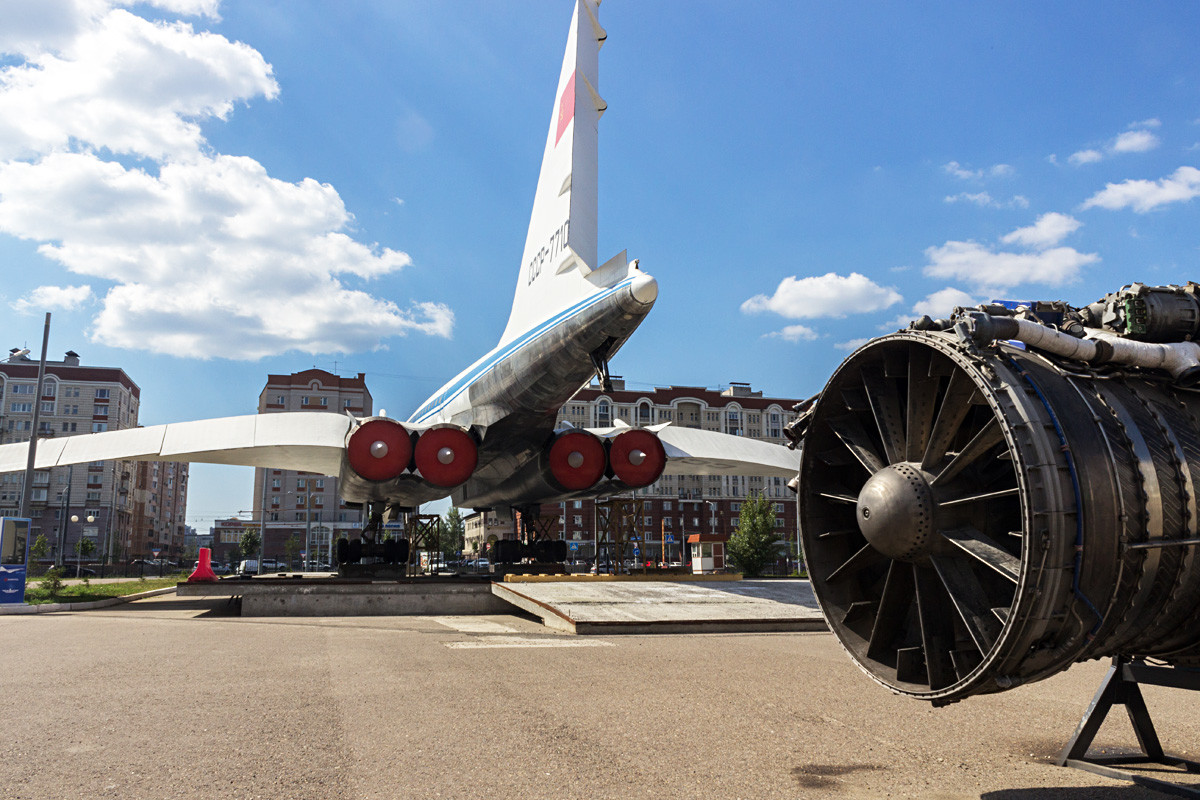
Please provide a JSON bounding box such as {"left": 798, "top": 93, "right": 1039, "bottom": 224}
{"left": 556, "top": 70, "right": 576, "bottom": 146}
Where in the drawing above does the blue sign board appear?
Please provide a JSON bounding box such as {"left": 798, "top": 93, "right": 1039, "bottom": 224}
{"left": 633, "top": 547, "right": 641, "bottom": 558}
{"left": 568, "top": 542, "right": 579, "bottom": 551}
{"left": 0, "top": 517, "right": 32, "bottom": 605}
{"left": 665, "top": 534, "right": 675, "bottom": 543}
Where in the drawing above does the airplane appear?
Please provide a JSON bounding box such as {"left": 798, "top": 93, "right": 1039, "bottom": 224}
{"left": 0, "top": 0, "right": 799, "bottom": 560}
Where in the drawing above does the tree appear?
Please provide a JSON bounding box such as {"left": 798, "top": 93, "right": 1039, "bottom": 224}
{"left": 284, "top": 534, "right": 301, "bottom": 569}
{"left": 28, "top": 534, "right": 49, "bottom": 577}
{"left": 74, "top": 536, "right": 96, "bottom": 578}
{"left": 443, "top": 507, "right": 465, "bottom": 558}
{"left": 726, "top": 491, "right": 782, "bottom": 578}
{"left": 239, "top": 529, "right": 261, "bottom": 564}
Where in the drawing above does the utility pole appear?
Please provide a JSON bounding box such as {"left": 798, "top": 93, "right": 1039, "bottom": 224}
{"left": 18, "top": 313, "right": 51, "bottom": 520}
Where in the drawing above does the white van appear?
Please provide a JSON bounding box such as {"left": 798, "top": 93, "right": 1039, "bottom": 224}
{"left": 238, "top": 559, "right": 259, "bottom": 575}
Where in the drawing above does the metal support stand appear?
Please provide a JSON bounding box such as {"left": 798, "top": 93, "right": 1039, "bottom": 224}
{"left": 1057, "top": 656, "right": 1200, "bottom": 797}
{"left": 595, "top": 497, "right": 644, "bottom": 574}
{"left": 406, "top": 513, "right": 443, "bottom": 576}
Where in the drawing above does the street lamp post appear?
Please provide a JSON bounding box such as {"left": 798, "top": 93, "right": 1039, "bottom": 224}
{"left": 69, "top": 513, "right": 95, "bottom": 577}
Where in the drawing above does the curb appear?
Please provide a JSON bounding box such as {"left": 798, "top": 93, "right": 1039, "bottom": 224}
{"left": 0, "top": 586, "right": 177, "bottom": 615}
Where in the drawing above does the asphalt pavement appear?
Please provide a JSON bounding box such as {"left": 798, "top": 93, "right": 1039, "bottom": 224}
{"left": 2, "top": 593, "right": 1198, "bottom": 799}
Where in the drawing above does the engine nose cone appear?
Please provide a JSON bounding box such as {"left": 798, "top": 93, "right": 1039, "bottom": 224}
{"left": 370, "top": 441, "right": 388, "bottom": 459}
{"left": 629, "top": 272, "right": 658, "bottom": 305}
{"left": 437, "top": 447, "right": 455, "bottom": 465}
{"left": 856, "top": 463, "right": 935, "bottom": 562}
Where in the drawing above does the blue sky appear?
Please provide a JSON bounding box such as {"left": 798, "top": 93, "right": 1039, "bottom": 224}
{"left": 2, "top": 1, "right": 1198, "bottom": 531}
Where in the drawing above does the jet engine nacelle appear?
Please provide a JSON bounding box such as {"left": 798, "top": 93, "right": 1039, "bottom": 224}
{"left": 461, "top": 428, "right": 667, "bottom": 510}
{"left": 339, "top": 417, "right": 479, "bottom": 503}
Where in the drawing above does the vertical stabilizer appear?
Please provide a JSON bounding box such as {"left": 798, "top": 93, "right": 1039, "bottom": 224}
{"left": 500, "top": 0, "right": 612, "bottom": 346}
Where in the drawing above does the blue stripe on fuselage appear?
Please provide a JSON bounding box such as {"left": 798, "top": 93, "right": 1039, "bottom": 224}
{"left": 408, "top": 278, "right": 635, "bottom": 424}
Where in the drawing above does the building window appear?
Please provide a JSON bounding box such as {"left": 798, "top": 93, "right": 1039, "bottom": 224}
{"left": 271, "top": 479, "right": 280, "bottom": 489}
{"left": 40, "top": 401, "right": 54, "bottom": 414}
{"left": 275, "top": 395, "right": 285, "bottom": 404}
{"left": 91, "top": 422, "right": 108, "bottom": 432}
{"left": 95, "top": 389, "right": 110, "bottom": 399}
{"left": 93, "top": 405, "right": 108, "bottom": 418}
{"left": 297, "top": 479, "right": 306, "bottom": 490}
{"left": 12, "top": 385, "right": 34, "bottom": 395}
{"left": 318, "top": 397, "right": 327, "bottom": 406}
{"left": 663, "top": 501, "right": 672, "bottom": 511}
{"left": 573, "top": 516, "right": 582, "bottom": 526}
{"left": 301, "top": 397, "right": 310, "bottom": 406}
{"left": 315, "top": 479, "right": 324, "bottom": 489}
{"left": 10, "top": 402, "right": 32, "bottom": 413}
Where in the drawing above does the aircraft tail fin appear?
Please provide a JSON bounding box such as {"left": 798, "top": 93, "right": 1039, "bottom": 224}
{"left": 499, "top": 0, "right": 618, "bottom": 346}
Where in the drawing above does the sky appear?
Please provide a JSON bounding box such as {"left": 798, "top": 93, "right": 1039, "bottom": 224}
{"left": 2, "top": 0, "right": 1199, "bottom": 532}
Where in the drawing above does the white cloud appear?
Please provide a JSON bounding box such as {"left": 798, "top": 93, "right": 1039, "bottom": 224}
{"left": 835, "top": 338, "right": 871, "bottom": 351}
{"left": 944, "top": 191, "right": 1029, "bottom": 209}
{"left": 912, "top": 287, "right": 977, "bottom": 318}
{"left": 741, "top": 272, "right": 903, "bottom": 319}
{"left": 765, "top": 324, "right": 819, "bottom": 343}
{"left": 0, "top": 2, "right": 454, "bottom": 359}
{"left": 879, "top": 287, "right": 978, "bottom": 331}
{"left": 1000, "top": 212, "right": 1082, "bottom": 250}
{"left": 1081, "top": 166, "right": 1200, "bottom": 213}
{"left": 923, "top": 240, "right": 1098, "bottom": 293}
{"left": 943, "top": 161, "right": 1013, "bottom": 181}
{"left": 1068, "top": 121, "right": 1161, "bottom": 166}
{"left": 1112, "top": 129, "right": 1160, "bottom": 154}
{"left": 11, "top": 284, "right": 93, "bottom": 313}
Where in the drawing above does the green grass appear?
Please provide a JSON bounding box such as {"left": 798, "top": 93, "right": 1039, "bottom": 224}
{"left": 23, "top": 575, "right": 186, "bottom": 605}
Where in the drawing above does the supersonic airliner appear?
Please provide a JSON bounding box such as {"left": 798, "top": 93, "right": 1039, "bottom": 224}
{"left": 0, "top": 0, "right": 799, "bottom": 538}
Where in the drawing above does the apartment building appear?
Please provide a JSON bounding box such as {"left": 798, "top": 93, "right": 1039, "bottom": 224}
{"left": 0, "top": 348, "right": 188, "bottom": 564}
{"left": 547, "top": 379, "right": 801, "bottom": 563}
{"left": 250, "top": 369, "right": 371, "bottom": 563}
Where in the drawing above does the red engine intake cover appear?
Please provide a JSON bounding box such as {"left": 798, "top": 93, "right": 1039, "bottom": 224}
{"left": 413, "top": 427, "right": 478, "bottom": 488}
{"left": 609, "top": 429, "right": 667, "bottom": 487}
{"left": 547, "top": 430, "right": 607, "bottom": 491}
{"left": 346, "top": 419, "right": 413, "bottom": 482}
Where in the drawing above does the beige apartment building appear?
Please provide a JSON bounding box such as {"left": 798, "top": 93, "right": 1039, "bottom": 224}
{"left": 249, "top": 369, "right": 371, "bottom": 565}
{"left": 0, "top": 348, "right": 188, "bottom": 565}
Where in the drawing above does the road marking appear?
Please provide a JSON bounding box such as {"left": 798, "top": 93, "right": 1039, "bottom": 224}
{"left": 445, "top": 637, "right": 614, "bottom": 649}
{"left": 430, "top": 617, "right": 517, "bottom": 634}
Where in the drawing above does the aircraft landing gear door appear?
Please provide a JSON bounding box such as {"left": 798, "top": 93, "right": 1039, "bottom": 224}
{"left": 0, "top": 518, "right": 32, "bottom": 605}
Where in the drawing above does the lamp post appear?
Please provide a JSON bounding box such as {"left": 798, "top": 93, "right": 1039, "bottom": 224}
{"left": 69, "top": 513, "right": 95, "bottom": 577}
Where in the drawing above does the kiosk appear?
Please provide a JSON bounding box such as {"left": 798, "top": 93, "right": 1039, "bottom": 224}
{"left": 0, "top": 517, "right": 32, "bottom": 605}
{"left": 687, "top": 532, "right": 728, "bottom": 575}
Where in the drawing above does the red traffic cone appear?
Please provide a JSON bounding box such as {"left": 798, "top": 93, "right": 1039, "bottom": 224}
{"left": 187, "top": 547, "right": 219, "bottom": 583}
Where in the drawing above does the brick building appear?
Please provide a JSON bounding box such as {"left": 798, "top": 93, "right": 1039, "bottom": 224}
{"left": 466, "top": 379, "right": 800, "bottom": 566}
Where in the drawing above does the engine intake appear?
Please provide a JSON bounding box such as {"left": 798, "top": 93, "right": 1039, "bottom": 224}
{"left": 608, "top": 429, "right": 666, "bottom": 488}
{"left": 346, "top": 418, "right": 413, "bottom": 482}
{"left": 413, "top": 425, "right": 478, "bottom": 488}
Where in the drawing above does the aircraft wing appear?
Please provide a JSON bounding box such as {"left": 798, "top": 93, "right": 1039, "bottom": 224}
{"left": 656, "top": 426, "right": 800, "bottom": 477}
{"left": 582, "top": 423, "right": 800, "bottom": 478}
{"left": 0, "top": 412, "right": 353, "bottom": 476}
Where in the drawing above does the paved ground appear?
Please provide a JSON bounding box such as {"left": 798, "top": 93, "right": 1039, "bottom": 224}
{"left": 3, "top": 593, "right": 1199, "bottom": 799}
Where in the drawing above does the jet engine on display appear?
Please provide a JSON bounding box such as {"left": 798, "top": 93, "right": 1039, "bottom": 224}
{"left": 791, "top": 281, "right": 1200, "bottom": 706}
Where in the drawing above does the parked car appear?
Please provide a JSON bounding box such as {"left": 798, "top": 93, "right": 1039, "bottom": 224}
{"left": 238, "top": 559, "right": 259, "bottom": 575}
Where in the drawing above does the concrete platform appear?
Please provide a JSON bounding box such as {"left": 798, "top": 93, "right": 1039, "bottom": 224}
{"left": 492, "top": 578, "right": 825, "bottom": 634}
{"left": 177, "top": 577, "right": 511, "bottom": 616}
{"left": 176, "top": 575, "right": 827, "bottom": 632}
